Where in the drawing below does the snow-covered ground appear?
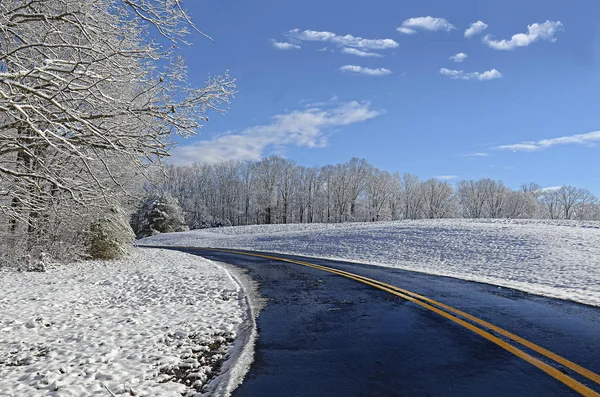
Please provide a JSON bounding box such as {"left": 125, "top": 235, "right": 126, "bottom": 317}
{"left": 0, "top": 248, "right": 256, "bottom": 397}
{"left": 138, "top": 219, "right": 600, "bottom": 307}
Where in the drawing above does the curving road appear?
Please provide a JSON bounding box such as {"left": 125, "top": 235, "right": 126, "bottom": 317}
{"left": 163, "top": 247, "right": 600, "bottom": 396}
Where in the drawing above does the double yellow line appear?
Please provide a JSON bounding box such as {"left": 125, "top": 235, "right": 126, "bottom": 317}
{"left": 182, "top": 247, "right": 600, "bottom": 396}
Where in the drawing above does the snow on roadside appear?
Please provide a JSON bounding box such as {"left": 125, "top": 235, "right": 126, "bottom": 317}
{"left": 138, "top": 219, "right": 600, "bottom": 307}
{"left": 0, "top": 248, "right": 253, "bottom": 397}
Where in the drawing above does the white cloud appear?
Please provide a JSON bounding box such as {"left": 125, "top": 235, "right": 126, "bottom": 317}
{"left": 435, "top": 175, "right": 457, "bottom": 181}
{"left": 542, "top": 186, "right": 562, "bottom": 192}
{"left": 462, "top": 152, "right": 489, "bottom": 157}
{"left": 397, "top": 16, "right": 456, "bottom": 34}
{"left": 287, "top": 29, "right": 398, "bottom": 50}
{"left": 450, "top": 52, "right": 468, "bottom": 63}
{"left": 170, "top": 101, "right": 382, "bottom": 165}
{"left": 339, "top": 65, "right": 392, "bottom": 76}
{"left": 440, "top": 68, "right": 502, "bottom": 81}
{"left": 305, "top": 95, "right": 339, "bottom": 108}
{"left": 483, "top": 21, "right": 563, "bottom": 50}
{"left": 497, "top": 143, "right": 540, "bottom": 152}
{"left": 270, "top": 39, "right": 301, "bottom": 50}
{"left": 496, "top": 130, "right": 600, "bottom": 152}
{"left": 464, "top": 21, "right": 488, "bottom": 38}
{"left": 341, "top": 47, "right": 383, "bottom": 58}
{"left": 478, "top": 69, "right": 503, "bottom": 80}
{"left": 397, "top": 27, "right": 417, "bottom": 35}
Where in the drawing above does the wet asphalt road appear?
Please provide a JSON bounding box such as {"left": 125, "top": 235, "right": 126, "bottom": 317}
{"left": 171, "top": 248, "right": 600, "bottom": 397}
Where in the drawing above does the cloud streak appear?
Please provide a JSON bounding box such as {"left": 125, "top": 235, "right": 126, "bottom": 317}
{"left": 339, "top": 65, "right": 392, "bottom": 76}
{"left": 462, "top": 152, "right": 489, "bottom": 157}
{"left": 542, "top": 186, "right": 562, "bottom": 192}
{"left": 287, "top": 29, "right": 398, "bottom": 50}
{"left": 435, "top": 175, "right": 457, "bottom": 181}
{"left": 440, "top": 68, "right": 502, "bottom": 81}
{"left": 170, "top": 101, "right": 382, "bottom": 165}
{"left": 497, "top": 131, "right": 600, "bottom": 152}
{"left": 270, "top": 39, "right": 301, "bottom": 50}
{"left": 483, "top": 21, "right": 563, "bottom": 50}
{"left": 464, "top": 21, "right": 488, "bottom": 38}
{"left": 397, "top": 16, "right": 456, "bottom": 35}
{"left": 341, "top": 47, "right": 383, "bottom": 57}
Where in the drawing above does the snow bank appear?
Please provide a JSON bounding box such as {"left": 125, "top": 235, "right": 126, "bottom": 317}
{"left": 0, "top": 248, "right": 254, "bottom": 396}
{"left": 138, "top": 219, "right": 600, "bottom": 307}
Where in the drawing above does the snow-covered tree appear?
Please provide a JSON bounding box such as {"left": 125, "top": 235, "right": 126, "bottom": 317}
{"left": 502, "top": 190, "right": 539, "bottom": 219}
{"left": 88, "top": 208, "right": 135, "bottom": 260}
{"left": 366, "top": 169, "right": 393, "bottom": 221}
{"left": 131, "top": 193, "right": 188, "bottom": 238}
{"left": 0, "top": 0, "right": 234, "bottom": 257}
{"left": 253, "top": 157, "right": 285, "bottom": 224}
{"left": 346, "top": 158, "right": 371, "bottom": 220}
{"left": 420, "top": 179, "right": 455, "bottom": 219}
{"left": 277, "top": 159, "right": 297, "bottom": 224}
{"left": 482, "top": 179, "right": 508, "bottom": 218}
{"left": 521, "top": 182, "right": 544, "bottom": 200}
{"left": 555, "top": 186, "right": 596, "bottom": 220}
{"left": 387, "top": 173, "right": 403, "bottom": 221}
{"left": 401, "top": 174, "right": 424, "bottom": 220}
{"left": 457, "top": 179, "right": 500, "bottom": 218}
{"left": 539, "top": 189, "right": 562, "bottom": 219}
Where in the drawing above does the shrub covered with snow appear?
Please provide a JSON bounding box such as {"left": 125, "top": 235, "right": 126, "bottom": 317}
{"left": 131, "top": 193, "right": 188, "bottom": 238}
{"left": 87, "top": 208, "right": 135, "bottom": 260}
{"left": 0, "top": 204, "right": 136, "bottom": 269}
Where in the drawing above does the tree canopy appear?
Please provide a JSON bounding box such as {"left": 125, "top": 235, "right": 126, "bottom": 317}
{"left": 0, "top": 0, "right": 234, "bottom": 262}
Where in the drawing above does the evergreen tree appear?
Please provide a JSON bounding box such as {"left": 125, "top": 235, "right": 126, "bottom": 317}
{"left": 131, "top": 194, "right": 188, "bottom": 238}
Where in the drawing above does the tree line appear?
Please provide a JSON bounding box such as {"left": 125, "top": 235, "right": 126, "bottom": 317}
{"left": 149, "top": 156, "right": 600, "bottom": 231}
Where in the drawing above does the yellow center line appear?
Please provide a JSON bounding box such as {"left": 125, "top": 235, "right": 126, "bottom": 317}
{"left": 303, "top": 261, "right": 600, "bottom": 386}
{"left": 176, "top": 246, "right": 600, "bottom": 397}
{"left": 270, "top": 256, "right": 600, "bottom": 385}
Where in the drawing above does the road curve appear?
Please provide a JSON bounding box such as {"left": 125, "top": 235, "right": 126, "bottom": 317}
{"left": 157, "top": 247, "right": 600, "bottom": 396}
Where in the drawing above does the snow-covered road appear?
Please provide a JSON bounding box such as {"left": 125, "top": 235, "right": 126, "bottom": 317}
{"left": 0, "top": 248, "right": 255, "bottom": 396}
{"left": 138, "top": 219, "right": 600, "bottom": 307}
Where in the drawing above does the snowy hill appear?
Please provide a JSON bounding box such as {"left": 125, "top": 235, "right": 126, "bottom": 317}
{"left": 139, "top": 219, "right": 600, "bottom": 307}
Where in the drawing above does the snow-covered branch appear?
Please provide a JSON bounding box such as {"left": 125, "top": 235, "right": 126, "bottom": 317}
{"left": 0, "top": 0, "right": 234, "bottom": 257}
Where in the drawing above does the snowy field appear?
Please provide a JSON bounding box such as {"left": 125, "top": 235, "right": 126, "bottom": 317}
{"left": 0, "top": 248, "right": 255, "bottom": 397}
{"left": 139, "top": 219, "right": 600, "bottom": 307}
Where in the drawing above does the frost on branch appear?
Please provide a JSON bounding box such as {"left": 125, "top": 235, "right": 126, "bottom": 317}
{"left": 0, "top": 0, "right": 234, "bottom": 260}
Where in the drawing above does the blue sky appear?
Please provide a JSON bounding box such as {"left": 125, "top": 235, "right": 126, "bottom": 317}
{"left": 169, "top": 0, "right": 600, "bottom": 194}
